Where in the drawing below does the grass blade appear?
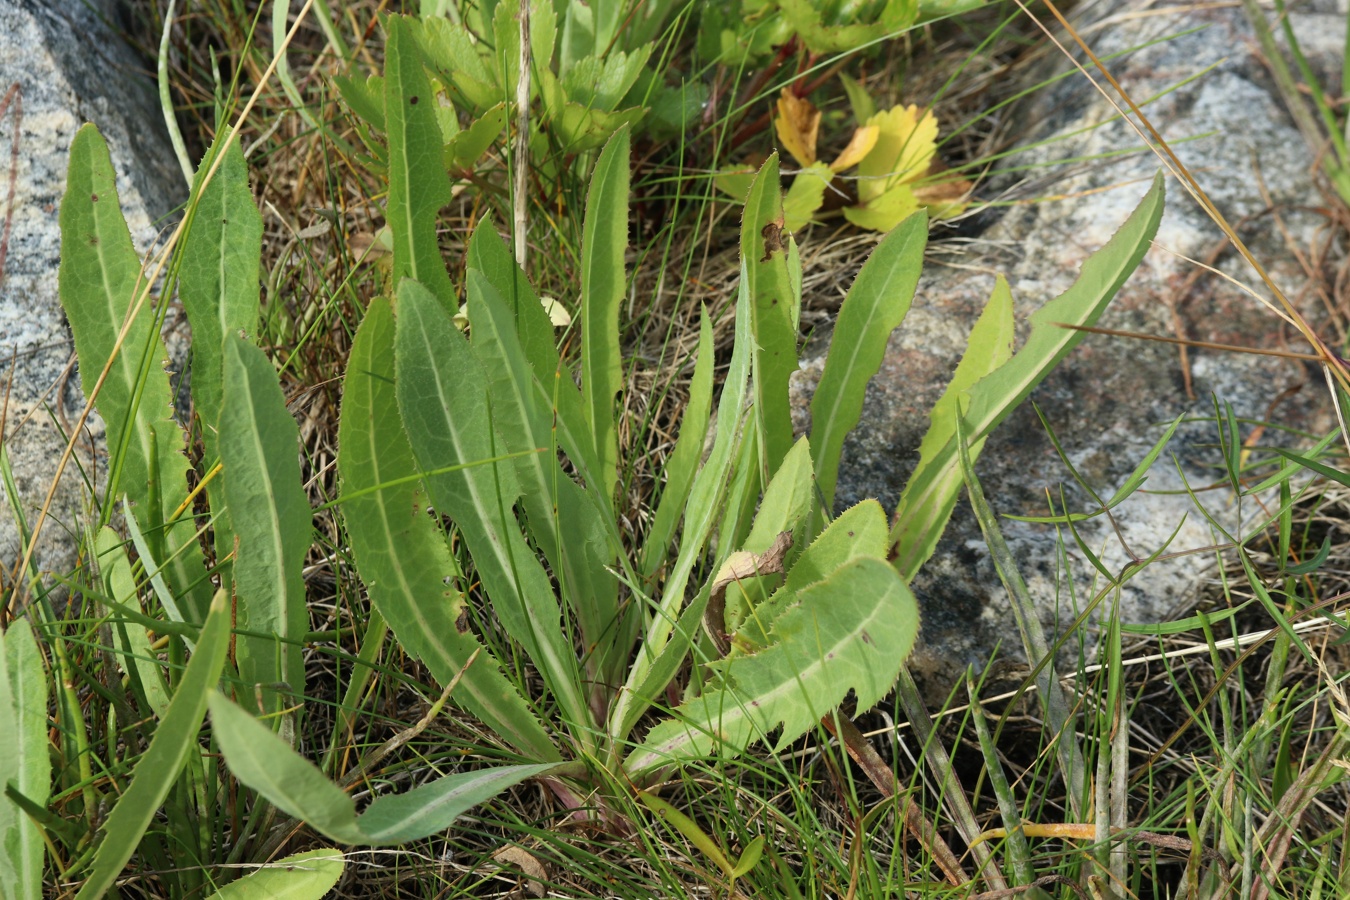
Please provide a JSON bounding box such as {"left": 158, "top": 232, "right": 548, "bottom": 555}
{"left": 203, "top": 848, "right": 344, "bottom": 900}
{"left": 338, "top": 297, "right": 555, "bottom": 761}
{"left": 0, "top": 617, "right": 49, "bottom": 900}
{"left": 220, "top": 335, "right": 311, "bottom": 714}
{"left": 890, "top": 274, "right": 1014, "bottom": 578}
{"left": 890, "top": 170, "right": 1165, "bottom": 566}
{"left": 741, "top": 153, "right": 801, "bottom": 475}
{"left": 75, "top": 591, "right": 230, "bottom": 900}
{"left": 394, "top": 279, "right": 590, "bottom": 742}
{"left": 580, "top": 125, "right": 630, "bottom": 503}
{"left": 956, "top": 413, "right": 1089, "bottom": 817}
{"left": 385, "top": 15, "right": 457, "bottom": 316}
{"left": 209, "top": 691, "right": 562, "bottom": 845}
{"left": 809, "top": 211, "right": 927, "bottom": 522}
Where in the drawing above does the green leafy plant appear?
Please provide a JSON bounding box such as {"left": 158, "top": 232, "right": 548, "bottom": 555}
{"left": 700, "top": 0, "right": 990, "bottom": 64}
{"left": 336, "top": 0, "right": 693, "bottom": 183}
{"left": 2, "top": 17, "right": 1164, "bottom": 887}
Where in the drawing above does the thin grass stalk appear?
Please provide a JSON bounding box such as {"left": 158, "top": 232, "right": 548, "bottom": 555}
{"left": 966, "top": 671, "right": 1039, "bottom": 893}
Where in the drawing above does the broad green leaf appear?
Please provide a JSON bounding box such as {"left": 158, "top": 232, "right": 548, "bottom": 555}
{"left": 580, "top": 125, "right": 630, "bottom": 504}
{"left": 414, "top": 18, "right": 500, "bottom": 111}
{"left": 76, "top": 591, "right": 230, "bottom": 900}
{"left": 394, "top": 279, "right": 590, "bottom": 736}
{"left": 338, "top": 298, "right": 555, "bottom": 760}
{"left": 209, "top": 692, "right": 560, "bottom": 845}
{"left": 444, "top": 102, "right": 507, "bottom": 171}
{"left": 179, "top": 134, "right": 262, "bottom": 463}
{"left": 467, "top": 272, "right": 619, "bottom": 684}
{"left": 889, "top": 275, "right": 1013, "bottom": 577}
{"left": 204, "top": 849, "right": 343, "bottom": 900}
{"left": 96, "top": 527, "right": 170, "bottom": 718}
{"left": 626, "top": 557, "right": 918, "bottom": 774}
{"left": 783, "top": 162, "right": 832, "bottom": 233}
{"left": 559, "top": 47, "right": 652, "bottom": 112}
{"left": 890, "top": 171, "right": 1166, "bottom": 570}
{"left": 640, "top": 308, "right": 715, "bottom": 579}
{"left": 736, "top": 499, "right": 890, "bottom": 649}
{"left": 809, "top": 211, "right": 926, "bottom": 523}
{"left": 59, "top": 124, "right": 209, "bottom": 622}
{"left": 385, "top": 16, "right": 457, "bottom": 316}
{"left": 612, "top": 275, "right": 754, "bottom": 742}
{"left": 741, "top": 154, "right": 800, "bottom": 474}
{"left": 0, "top": 617, "right": 49, "bottom": 900}
{"left": 334, "top": 74, "right": 385, "bottom": 130}
{"left": 220, "top": 336, "right": 310, "bottom": 713}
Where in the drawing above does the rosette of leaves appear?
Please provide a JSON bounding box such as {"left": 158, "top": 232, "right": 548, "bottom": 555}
{"left": 336, "top": 0, "right": 688, "bottom": 168}
{"left": 30, "top": 41, "right": 1163, "bottom": 887}
{"left": 718, "top": 84, "right": 972, "bottom": 232}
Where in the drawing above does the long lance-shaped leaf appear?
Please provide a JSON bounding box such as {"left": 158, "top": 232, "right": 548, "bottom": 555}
{"left": 220, "top": 336, "right": 311, "bottom": 714}
{"left": 209, "top": 691, "right": 564, "bottom": 845}
{"left": 394, "top": 279, "right": 591, "bottom": 740}
{"left": 75, "top": 591, "right": 230, "bottom": 900}
{"left": 889, "top": 276, "right": 1013, "bottom": 579}
{"left": 640, "top": 307, "right": 715, "bottom": 579}
{"left": 203, "top": 848, "right": 344, "bottom": 900}
{"left": 59, "top": 124, "right": 210, "bottom": 622}
{"left": 385, "top": 16, "right": 457, "bottom": 316}
{"left": 0, "top": 618, "right": 49, "bottom": 900}
{"left": 467, "top": 272, "right": 620, "bottom": 685}
{"left": 890, "top": 170, "right": 1166, "bottom": 575}
{"left": 179, "top": 133, "right": 262, "bottom": 463}
{"left": 626, "top": 557, "right": 919, "bottom": 775}
{"left": 610, "top": 278, "right": 754, "bottom": 744}
{"left": 809, "top": 211, "right": 926, "bottom": 524}
{"left": 741, "top": 153, "right": 801, "bottom": 475}
{"left": 338, "top": 297, "right": 556, "bottom": 761}
{"left": 179, "top": 133, "right": 262, "bottom": 596}
{"left": 467, "top": 219, "right": 604, "bottom": 499}
{"left": 580, "top": 125, "right": 630, "bottom": 504}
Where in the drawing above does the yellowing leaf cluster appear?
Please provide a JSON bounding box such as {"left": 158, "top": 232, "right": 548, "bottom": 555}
{"left": 720, "top": 85, "right": 971, "bottom": 233}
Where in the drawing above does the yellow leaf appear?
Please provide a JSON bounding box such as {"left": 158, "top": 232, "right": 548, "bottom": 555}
{"left": 857, "top": 104, "right": 938, "bottom": 203}
{"left": 829, "top": 125, "right": 879, "bottom": 172}
{"left": 774, "top": 89, "right": 821, "bottom": 168}
{"left": 784, "top": 162, "right": 834, "bottom": 232}
{"left": 714, "top": 165, "right": 758, "bottom": 202}
{"left": 843, "top": 183, "right": 919, "bottom": 232}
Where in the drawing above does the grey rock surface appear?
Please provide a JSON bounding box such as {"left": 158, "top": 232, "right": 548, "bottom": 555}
{"left": 791, "top": 0, "right": 1339, "bottom": 691}
{"left": 0, "top": 0, "right": 184, "bottom": 583}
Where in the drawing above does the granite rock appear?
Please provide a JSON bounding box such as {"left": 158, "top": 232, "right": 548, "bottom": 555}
{"left": 0, "top": 0, "right": 185, "bottom": 583}
{"left": 791, "top": 0, "right": 1340, "bottom": 691}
